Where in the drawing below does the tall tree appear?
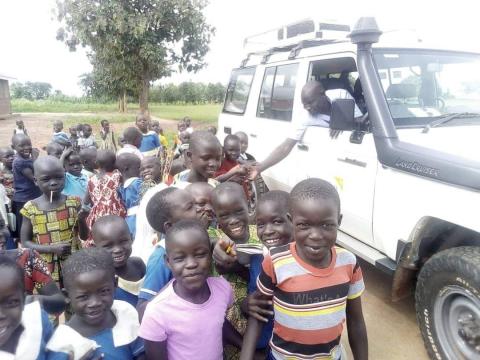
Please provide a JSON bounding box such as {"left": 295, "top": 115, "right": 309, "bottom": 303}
{"left": 56, "top": 0, "right": 214, "bottom": 113}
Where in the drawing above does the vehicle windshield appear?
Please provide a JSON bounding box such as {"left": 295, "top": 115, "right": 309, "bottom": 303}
{"left": 373, "top": 49, "right": 480, "bottom": 128}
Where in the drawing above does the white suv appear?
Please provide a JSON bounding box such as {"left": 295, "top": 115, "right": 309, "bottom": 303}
{"left": 218, "top": 17, "right": 480, "bottom": 359}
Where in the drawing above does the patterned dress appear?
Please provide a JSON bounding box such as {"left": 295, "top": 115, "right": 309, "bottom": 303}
{"left": 99, "top": 130, "right": 117, "bottom": 151}
{"left": 86, "top": 171, "right": 127, "bottom": 237}
{"left": 211, "top": 225, "right": 260, "bottom": 360}
{"left": 14, "top": 247, "right": 53, "bottom": 294}
{"left": 20, "top": 196, "right": 81, "bottom": 286}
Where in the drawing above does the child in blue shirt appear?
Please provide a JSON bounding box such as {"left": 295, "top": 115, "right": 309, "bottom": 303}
{"left": 52, "top": 120, "right": 70, "bottom": 147}
{"left": 60, "top": 148, "right": 88, "bottom": 199}
{"left": 46, "top": 248, "right": 144, "bottom": 360}
{"left": 246, "top": 190, "right": 293, "bottom": 354}
{"left": 136, "top": 114, "right": 161, "bottom": 157}
{"left": 92, "top": 215, "right": 145, "bottom": 307}
{"left": 0, "top": 254, "right": 53, "bottom": 360}
{"left": 116, "top": 153, "right": 142, "bottom": 239}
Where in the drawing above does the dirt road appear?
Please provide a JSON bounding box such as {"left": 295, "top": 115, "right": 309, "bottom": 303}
{"left": 343, "top": 260, "right": 429, "bottom": 359}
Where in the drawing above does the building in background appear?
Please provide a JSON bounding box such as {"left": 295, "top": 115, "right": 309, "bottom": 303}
{"left": 0, "top": 74, "right": 13, "bottom": 119}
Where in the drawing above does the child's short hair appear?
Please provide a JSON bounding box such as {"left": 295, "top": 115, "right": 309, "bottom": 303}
{"left": 189, "top": 130, "right": 221, "bottom": 153}
{"left": 165, "top": 219, "right": 209, "bottom": 246}
{"left": 258, "top": 190, "right": 290, "bottom": 210}
{"left": 0, "top": 254, "right": 25, "bottom": 293}
{"left": 223, "top": 134, "right": 239, "bottom": 147}
{"left": 146, "top": 187, "right": 181, "bottom": 234}
{"left": 123, "top": 127, "right": 142, "bottom": 143}
{"left": 96, "top": 149, "right": 116, "bottom": 171}
{"left": 212, "top": 181, "right": 246, "bottom": 203}
{"left": 100, "top": 119, "right": 109, "bottom": 127}
{"left": 63, "top": 248, "right": 115, "bottom": 290}
{"left": 79, "top": 147, "right": 97, "bottom": 161}
{"left": 289, "top": 178, "right": 340, "bottom": 212}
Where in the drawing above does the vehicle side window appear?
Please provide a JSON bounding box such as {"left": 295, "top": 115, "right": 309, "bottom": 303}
{"left": 223, "top": 67, "right": 256, "bottom": 114}
{"left": 257, "top": 63, "right": 299, "bottom": 121}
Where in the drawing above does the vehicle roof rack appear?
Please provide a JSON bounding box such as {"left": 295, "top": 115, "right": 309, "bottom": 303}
{"left": 287, "top": 39, "right": 349, "bottom": 59}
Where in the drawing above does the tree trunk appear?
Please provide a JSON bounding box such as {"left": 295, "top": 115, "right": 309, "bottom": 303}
{"left": 118, "top": 90, "right": 127, "bottom": 113}
{"left": 139, "top": 73, "right": 150, "bottom": 114}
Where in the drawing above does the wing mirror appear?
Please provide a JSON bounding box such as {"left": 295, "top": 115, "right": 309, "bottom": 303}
{"left": 330, "top": 98, "right": 355, "bottom": 131}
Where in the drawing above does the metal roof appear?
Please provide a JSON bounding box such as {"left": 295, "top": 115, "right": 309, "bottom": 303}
{"left": 0, "top": 74, "right": 15, "bottom": 81}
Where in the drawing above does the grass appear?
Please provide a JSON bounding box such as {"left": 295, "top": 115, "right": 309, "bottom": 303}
{"left": 11, "top": 99, "right": 222, "bottom": 125}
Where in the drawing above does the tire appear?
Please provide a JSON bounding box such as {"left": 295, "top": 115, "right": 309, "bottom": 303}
{"left": 415, "top": 246, "right": 480, "bottom": 360}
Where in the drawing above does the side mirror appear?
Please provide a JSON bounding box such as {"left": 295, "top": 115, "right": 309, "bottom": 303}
{"left": 330, "top": 98, "right": 355, "bottom": 130}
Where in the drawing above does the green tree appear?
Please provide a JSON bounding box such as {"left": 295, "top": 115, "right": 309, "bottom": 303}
{"left": 56, "top": 0, "right": 214, "bottom": 113}
{"left": 10, "top": 82, "right": 52, "bottom": 100}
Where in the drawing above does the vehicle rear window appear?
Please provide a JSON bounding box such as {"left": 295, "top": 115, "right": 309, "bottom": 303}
{"left": 257, "top": 63, "right": 299, "bottom": 121}
{"left": 223, "top": 67, "right": 256, "bottom": 114}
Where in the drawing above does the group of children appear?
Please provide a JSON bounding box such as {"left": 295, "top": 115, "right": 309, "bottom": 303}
{"left": 0, "top": 114, "right": 368, "bottom": 360}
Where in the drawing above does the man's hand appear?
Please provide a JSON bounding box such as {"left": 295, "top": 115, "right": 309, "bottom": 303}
{"left": 247, "top": 292, "right": 273, "bottom": 323}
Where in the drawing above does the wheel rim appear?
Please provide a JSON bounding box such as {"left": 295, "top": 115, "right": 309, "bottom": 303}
{"left": 434, "top": 285, "right": 480, "bottom": 359}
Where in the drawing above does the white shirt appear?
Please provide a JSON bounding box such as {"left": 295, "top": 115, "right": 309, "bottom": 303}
{"left": 132, "top": 183, "right": 168, "bottom": 263}
{"left": 289, "top": 89, "right": 363, "bottom": 141}
{"left": 117, "top": 144, "right": 144, "bottom": 160}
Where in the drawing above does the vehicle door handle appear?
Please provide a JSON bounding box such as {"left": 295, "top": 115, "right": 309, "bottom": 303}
{"left": 337, "top": 157, "right": 367, "bottom": 167}
{"left": 297, "top": 144, "right": 309, "bottom": 151}
{"left": 250, "top": 133, "right": 257, "bottom": 138}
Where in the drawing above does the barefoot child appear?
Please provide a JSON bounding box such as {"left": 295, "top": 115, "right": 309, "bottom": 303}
{"left": 136, "top": 114, "right": 161, "bottom": 157}
{"left": 173, "top": 130, "right": 222, "bottom": 189}
{"left": 46, "top": 248, "right": 144, "bottom": 359}
{"left": 139, "top": 219, "right": 238, "bottom": 359}
{"left": 92, "top": 215, "right": 146, "bottom": 307}
{"left": 85, "top": 150, "right": 126, "bottom": 245}
{"left": 116, "top": 153, "right": 143, "bottom": 239}
{"left": 0, "top": 255, "right": 54, "bottom": 359}
{"left": 136, "top": 188, "right": 198, "bottom": 317}
{"left": 20, "top": 156, "right": 88, "bottom": 288}
{"left": 241, "top": 178, "right": 368, "bottom": 360}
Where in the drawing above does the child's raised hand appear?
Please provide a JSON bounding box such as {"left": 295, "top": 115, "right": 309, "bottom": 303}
{"left": 247, "top": 291, "right": 274, "bottom": 323}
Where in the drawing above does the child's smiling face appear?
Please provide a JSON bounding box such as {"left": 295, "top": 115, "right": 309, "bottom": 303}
{"left": 93, "top": 220, "right": 132, "bottom": 269}
{"left": 68, "top": 269, "right": 115, "bottom": 327}
{"left": 166, "top": 226, "right": 211, "bottom": 294}
{"left": 213, "top": 189, "right": 249, "bottom": 243}
{"left": 0, "top": 267, "right": 24, "bottom": 350}
{"left": 188, "top": 141, "right": 222, "bottom": 180}
{"left": 256, "top": 199, "right": 293, "bottom": 249}
{"left": 291, "top": 198, "right": 340, "bottom": 268}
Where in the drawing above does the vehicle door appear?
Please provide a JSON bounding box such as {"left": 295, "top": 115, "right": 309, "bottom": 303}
{"left": 292, "top": 55, "right": 378, "bottom": 246}
{"left": 254, "top": 62, "right": 301, "bottom": 191}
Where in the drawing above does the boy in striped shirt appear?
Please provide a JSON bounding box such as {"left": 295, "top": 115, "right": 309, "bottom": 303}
{"left": 241, "top": 178, "right": 368, "bottom": 360}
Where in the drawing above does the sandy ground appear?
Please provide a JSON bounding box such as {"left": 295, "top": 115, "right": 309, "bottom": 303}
{"left": 0, "top": 113, "right": 429, "bottom": 359}
{"left": 0, "top": 112, "right": 178, "bottom": 150}
{"left": 344, "top": 260, "right": 429, "bottom": 359}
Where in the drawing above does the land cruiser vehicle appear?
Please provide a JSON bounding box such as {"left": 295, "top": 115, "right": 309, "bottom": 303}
{"left": 218, "top": 17, "right": 480, "bottom": 359}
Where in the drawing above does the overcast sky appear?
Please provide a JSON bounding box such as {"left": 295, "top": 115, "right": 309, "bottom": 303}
{"left": 1, "top": 0, "right": 479, "bottom": 96}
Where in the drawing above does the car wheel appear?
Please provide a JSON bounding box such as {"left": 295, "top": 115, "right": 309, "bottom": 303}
{"left": 416, "top": 246, "right": 480, "bottom": 360}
